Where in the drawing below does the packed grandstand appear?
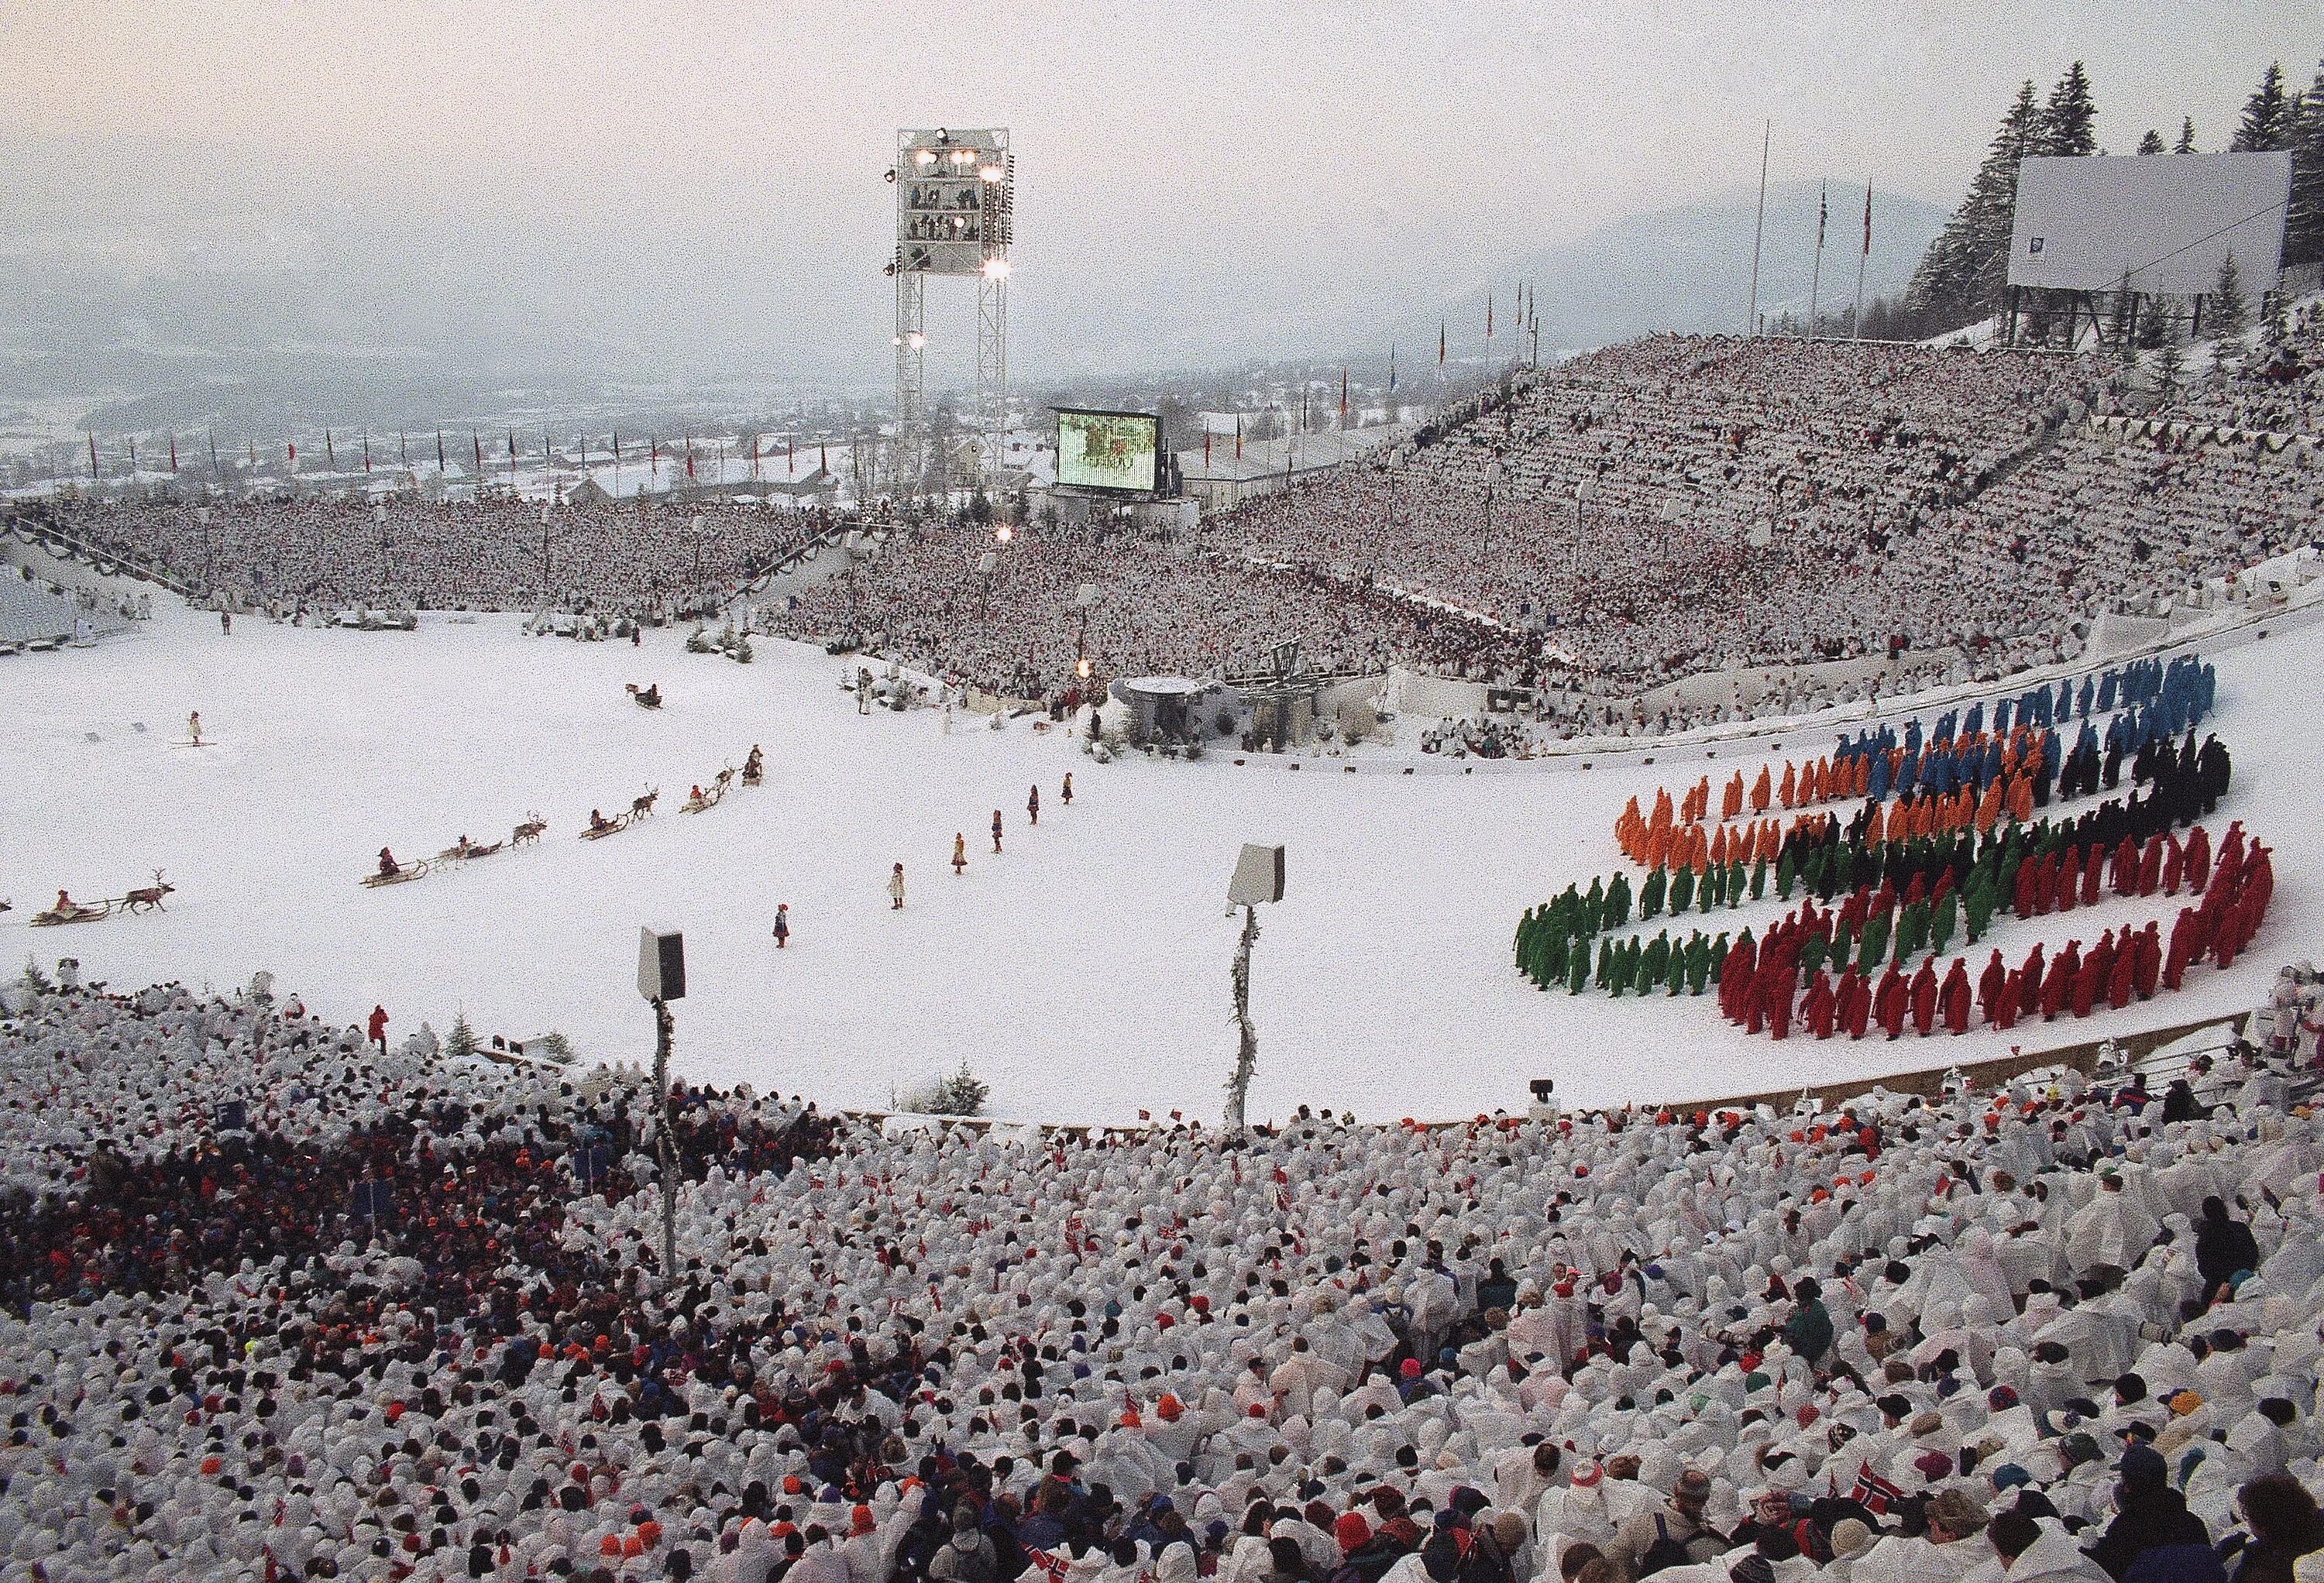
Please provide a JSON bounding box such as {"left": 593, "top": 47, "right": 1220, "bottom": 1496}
{"left": 0, "top": 959, "right": 2317, "bottom": 1583}
{"left": 18, "top": 317, "right": 2324, "bottom": 737}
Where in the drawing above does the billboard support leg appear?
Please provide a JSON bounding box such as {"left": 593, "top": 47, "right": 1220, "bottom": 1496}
{"left": 2005, "top": 286, "right": 2021, "bottom": 348}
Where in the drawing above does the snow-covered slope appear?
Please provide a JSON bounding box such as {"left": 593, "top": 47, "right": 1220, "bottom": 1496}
{"left": 2, "top": 603, "right": 2310, "bottom": 1125}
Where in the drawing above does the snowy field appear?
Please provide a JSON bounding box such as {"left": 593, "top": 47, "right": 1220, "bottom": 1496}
{"left": 2, "top": 601, "right": 2312, "bottom": 1124}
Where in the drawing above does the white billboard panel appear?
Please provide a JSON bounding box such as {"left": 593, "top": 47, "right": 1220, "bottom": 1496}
{"left": 2008, "top": 153, "right": 2291, "bottom": 294}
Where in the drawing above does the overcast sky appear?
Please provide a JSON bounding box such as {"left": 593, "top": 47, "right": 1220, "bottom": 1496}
{"left": 2, "top": 2, "right": 2316, "bottom": 388}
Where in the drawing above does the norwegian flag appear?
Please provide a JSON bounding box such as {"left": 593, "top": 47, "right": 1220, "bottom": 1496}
{"left": 1851, "top": 1460, "right": 1903, "bottom": 1516}
{"left": 1025, "top": 1550, "right": 1071, "bottom": 1583}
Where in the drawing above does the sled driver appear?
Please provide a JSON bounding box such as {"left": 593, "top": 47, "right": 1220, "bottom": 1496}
{"left": 377, "top": 847, "right": 399, "bottom": 878}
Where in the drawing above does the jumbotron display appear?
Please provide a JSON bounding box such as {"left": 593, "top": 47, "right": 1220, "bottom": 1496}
{"left": 1055, "top": 408, "right": 1160, "bottom": 493}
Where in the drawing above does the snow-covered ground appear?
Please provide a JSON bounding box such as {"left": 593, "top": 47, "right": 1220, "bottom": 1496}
{"left": 2, "top": 601, "right": 2310, "bottom": 1124}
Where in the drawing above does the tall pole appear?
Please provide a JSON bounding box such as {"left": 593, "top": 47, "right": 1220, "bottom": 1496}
{"left": 1807, "top": 180, "right": 1826, "bottom": 341}
{"left": 652, "top": 998, "right": 679, "bottom": 1287}
{"left": 1226, "top": 904, "right": 1260, "bottom": 1132}
{"left": 1852, "top": 179, "right": 1871, "bottom": 342}
{"left": 1747, "top": 122, "right": 1770, "bottom": 338}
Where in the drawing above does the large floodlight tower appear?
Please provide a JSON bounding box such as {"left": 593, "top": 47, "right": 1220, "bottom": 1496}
{"left": 890, "top": 127, "right": 1012, "bottom": 503}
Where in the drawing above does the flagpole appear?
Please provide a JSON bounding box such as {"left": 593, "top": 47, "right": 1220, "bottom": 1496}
{"left": 1852, "top": 179, "right": 1872, "bottom": 342}
{"left": 1747, "top": 121, "right": 1769, "bottom": 338}
{"left": 1808, "top": 180, "right": 1826, "bottom": 342}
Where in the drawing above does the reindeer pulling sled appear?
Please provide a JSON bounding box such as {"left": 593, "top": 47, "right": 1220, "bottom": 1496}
{"left": 580, "top": 788, "right": 658, "bottom": 840}
{"left": 33, "top": 873, "right": 174, "bottom": 926}
{"left": 624, "top": 682, "right": 663, "bottom": 710}
{"left": 363, "top": 813, "right": 549, "bottom": 888}
{"left": 680, "top": 767, "right": 737, "bottom": 815}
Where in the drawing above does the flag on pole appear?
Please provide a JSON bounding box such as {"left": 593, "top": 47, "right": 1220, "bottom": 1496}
{"left": 169, "top": 434, "right": 177, "bottom": 472}
{"left": 1817, "top": 182, "right": 1827, "bottom": 249}
{"left": 1339, "top": 366, "right": 1348, "bottom": 421}
{"left": 473, "top": 433, "right": 482, "bottom": 471}
{"left": 1438, "top": 321, "right": 1446, "bottom": 366}
{"left": 685, "top": 438, "right": 695, "bottom": 479}
{"left": 362, "top": 432, "right": 371, "bottom": 473}
{"left": 208, "top": 429, "right": 218, "bottom": 473}
{"left": 399, "top": 431, "right": 407, "bottom": 465}
{"left": 1389, "top": 343, "right": 1397, "bottom": 394}
{"left": 325, "top": 428, "right": 335, "bottom": 466}
{"left": 436, "top": 431, "right": 445, "bottom": 471}
{"left": 1862, "top": 182, "right": 1872, "bottom": 256}
{"left": 1487, "top": 293, "right": 1494, "bottom": 339}
{"left": 1235, "top": 414, "right": 1243, "bottom": 460}
{"left": 651, "top": 438, "right": 658, "bottom": 476}
{"left": 820, "top": 442, "right": 828, "bottom": 473}
{"left": 129, "top": 437, "right": 136, "bottom": 469}
{"left": 287, "top": 439, "right": 297, "bottom": 466}
{"left": 87, "top": 433, "right": 98, "bottom": 480}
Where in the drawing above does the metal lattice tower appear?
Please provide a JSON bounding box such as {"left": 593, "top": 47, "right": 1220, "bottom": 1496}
{"left": 892, "top": 128, "right": 1011, "bottom": 503}
{"left": 892, "top": 269, "right": 926, "bottom": 501}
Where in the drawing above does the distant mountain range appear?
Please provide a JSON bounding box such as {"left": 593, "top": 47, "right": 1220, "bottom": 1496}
{"left": 0, "top": 180, "right": 1951, "bottom": 438}
{"left": 1399, "top": 180, "right": 1948, "bottom": 361}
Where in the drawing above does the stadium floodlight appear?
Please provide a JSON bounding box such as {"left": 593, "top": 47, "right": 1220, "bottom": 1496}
{"left": 1224, "top": 844, "right": 1287, "bottom": 1134}
{"left": 915, "top": 149, "right": 936, "bottom": 166}
{"left": 907, "top": 331, "right": 926, "bottom": 350}
{"left": 994, "top": 524, "right": 1012, "bottom": 544}
{"left": 982, "top": 258, "right": 1011, "bottom": 280}
{"left": 979, "top": 165, "right": 1003, "bottom": 183}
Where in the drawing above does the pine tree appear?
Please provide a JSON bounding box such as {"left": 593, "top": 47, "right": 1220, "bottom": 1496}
{"left": 445, "top": 1011, "right": 479, "bottom": 1059}
{"left": 2288, "top": 63, "right": 2324, "bottom": 266}
{"left": 2211, "top": 252, "right": 2249, "bottom": 340}
{"left": 2175, "top": 118, "right": 2198, "bottom": 154}
{"left": 2233, "top": 63, "right": 2295, "bottom": 151}
{"left": 2040, "top": 62, "right": 2099, "bottom": 156}
{"left": 1904, "top": 81, "right": 2044, "bottom": 334}
{"left": 2153, "top": 342, "right": 2185, "bottom": 399}
{"left": 2137, "top": 129, "right": 2165, "bottom": 155}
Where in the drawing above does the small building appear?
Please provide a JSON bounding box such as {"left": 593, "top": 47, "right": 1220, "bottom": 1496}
{"left": 1109, "top": 675, "right": 1222, "bottom": 746}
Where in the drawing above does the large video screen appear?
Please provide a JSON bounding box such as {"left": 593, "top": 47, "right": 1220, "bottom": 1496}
{"left": 2009, "top": 153, "right": 2291, "bottom": 294}
{"left": 1056, "top": 409, "right": 1160, "bottom": 493}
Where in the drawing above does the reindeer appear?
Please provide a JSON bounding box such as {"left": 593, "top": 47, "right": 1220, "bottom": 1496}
{"left": 120, "top": 870, "right": 174, "bottom": 913}
{"left": 711, "top": 766, "right": 735, "bottom": 796}
{"left": 630, "top": 787, "right": 660, "bottom": 820}
{"left": 511, "top": 812, "right": 548, "bottom": 846}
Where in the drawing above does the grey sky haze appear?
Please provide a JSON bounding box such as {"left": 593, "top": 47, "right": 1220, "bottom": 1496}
{"left": 1, "top": 2, "right": 2315, "bottom": 391}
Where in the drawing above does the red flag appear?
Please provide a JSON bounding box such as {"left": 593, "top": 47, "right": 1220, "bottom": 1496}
{"left": 820, "top": 442, "right": 828, "bottom": 473}
{"left": 1339, "top": 367, "right": 1348, "bottom": 421}
{"left": 87, "top": 433, "right": 98, "bottom": 479}
{"left": 1862, "top": 183, "right": 1873, "bottom": 256}
{"left": 1204, "top": 431, "right": 1212, "bottom": 467}
{"left": 1439, "top": 321, "right": 1446, "bottom": 365}
{"left": 651, "top": 438, "right": 659, "bottom": 476}
{"left": 1486, "top": 294, "right": 1494, "bottom": 339}
{"left": 169, "top": 434, "right": 177, "bottom": 472}
{"left": 287, "top": 440, "right": 296, "bottom": 465}
{"left": 685, "top": 438, "right": 695, "bottom": 479}
{"left": 1235, "top": 414, "right": 1243, "bottom": 460}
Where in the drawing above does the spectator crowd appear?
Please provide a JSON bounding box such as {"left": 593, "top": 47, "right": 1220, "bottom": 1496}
{"left": 0, "top": 949, "right": 2319, "bottom": 1583}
